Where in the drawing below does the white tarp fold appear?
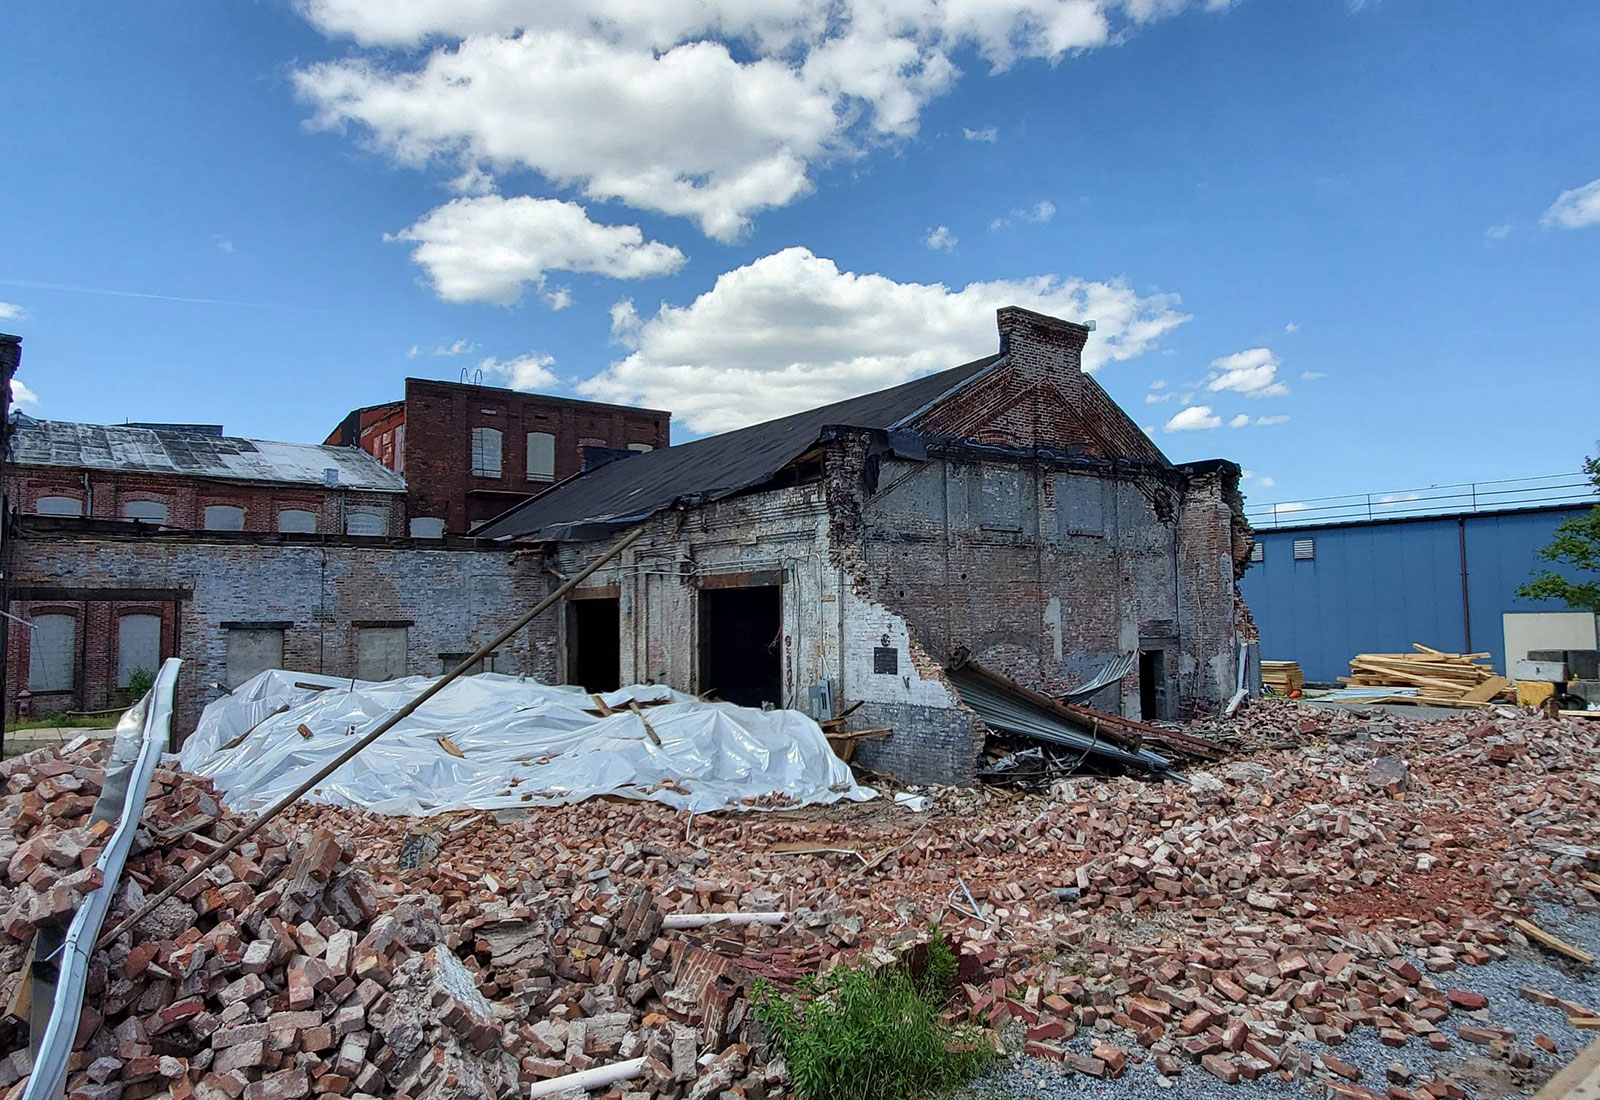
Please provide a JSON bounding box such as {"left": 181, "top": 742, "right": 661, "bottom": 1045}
{"left": 180, "top": 670, "right": 874, "bottom": 816}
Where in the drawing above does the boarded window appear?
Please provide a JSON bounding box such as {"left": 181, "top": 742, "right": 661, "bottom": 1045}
{"left": 471, "top": 427, "right": 503, "bottom": 478}
{"left": 439, "top": 651, "right": 500, "bottom": 676}
{"left": 409, "top": 517, "right": 445, "bottom": 538}
{"left": 627, "top": 442, "right": 654, "bottom": 453}
{"left": 28, "top": 614, "right": 76, "bottom": 692}
{"left": 1054, "top": 474, "right": 1105, "bottom": 538}
{"left": 357, "top": 626, "right": 407, "bottom": 682}
{"left": 345, "top": 509, "right": 385, "bottom": 536}
{"left": 204, "top": 504, "right": 245, "bottom": 531}
{"left": 36, "top": 496, "right": 83, "bottom": 517}
{"left": 278, "top": 509, "right": 317, "bottom": 533}
{"left": 979, "top": 467, "right": 1023, "bottom": 532}
{"left": 227, "top": 628, "right": 283, "bottom": 687}
{"left": 527, "top": 431, "right": 556, "bottom": 481}
{"left": 118, "top": 614, "right": 161, "bottom": 688}
{"left": 123, "top": 499, "right": 168, "bottom": 524}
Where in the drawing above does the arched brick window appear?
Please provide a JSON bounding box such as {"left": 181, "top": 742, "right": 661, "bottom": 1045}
{"left": 278, "top": 509, "right": 317, "bottom": 533}
{"left": 471, "top": 427, "right": 503, "bottom": 478}
{"left": 118, "top": 614, "right": 161, "bottom": 687}
{"left": 203, "top": 504, "right": 246, "bottom": 531}
{"left": 28, "top": 613, "right": 77, "bottom": 691}
{"left": 123, "top": 499, "right": 169, "bottom": 523}
{"left": 36, "top": 496, "right": 83, "bottom": 517}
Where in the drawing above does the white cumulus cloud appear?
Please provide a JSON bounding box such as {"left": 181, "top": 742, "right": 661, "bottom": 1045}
{"left": 1163, "top": 405, "right": 1221, "bottom": 432}
{"left": 478, "top": 352, "right": 559, "bottom": 391}
{"left": 1205, "top": 347, "right": 1289, "bottom": 398}
{"left": 1542, "top": 178, "right": 1600, "bottom": 230}
{"left": 0, "top": 301, "right": 29, "bottom": 322}
{"left": 295, "top": 0, "right": 1243, "bottom": 240}
{"left": 924, "top": 225, "right": 958, "bottom": 251}
{"left": 10, "top": 379, "right": 39, "bottom": 407}
{"left": 1228, "top": 413, "right": 1249, "bottom": 428}
{"left": 963, "top": 125, "right": 998, "bottom": 142}
{"left": 390, "top": 196, "right": 686, "bottom": 305}
{"left": 1257, "top": 475, "right": 1275, "bottom": 488}
{"left": 578, "top": 246, "right": 1190, "bottom": 434}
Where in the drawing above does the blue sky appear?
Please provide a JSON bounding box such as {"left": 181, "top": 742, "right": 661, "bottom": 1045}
{"left": 2, "top": 0, "right": 1597, "bottom": 514}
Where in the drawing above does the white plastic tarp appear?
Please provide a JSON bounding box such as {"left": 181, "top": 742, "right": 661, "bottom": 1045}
{"left": 179, "top": 670, "right": 875, "bottom": 816}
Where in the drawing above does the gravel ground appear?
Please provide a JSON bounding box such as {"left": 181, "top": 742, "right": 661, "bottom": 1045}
{"left": 961, "top": 905, "right": 1599, "bottom": 1100}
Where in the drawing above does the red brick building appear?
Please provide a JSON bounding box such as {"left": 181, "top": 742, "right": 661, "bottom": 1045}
{"left": 325, "top": 378, "right": 670, "bottom": 534}
{"left": 3, "top": 416, "right": 409, "bottom": 720}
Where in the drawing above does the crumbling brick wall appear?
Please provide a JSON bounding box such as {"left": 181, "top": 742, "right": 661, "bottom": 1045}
{"left": 4, "top": 529, "right": 546, "bottom": 735}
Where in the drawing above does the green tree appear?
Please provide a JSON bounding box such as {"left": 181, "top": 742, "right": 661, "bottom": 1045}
{"left": 1517, "top": 455, "right": 1600, "bottom": 613}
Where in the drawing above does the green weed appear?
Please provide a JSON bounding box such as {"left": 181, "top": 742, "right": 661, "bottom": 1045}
{"left": 752, "top": 925, "right": 991, "bottom": 1100}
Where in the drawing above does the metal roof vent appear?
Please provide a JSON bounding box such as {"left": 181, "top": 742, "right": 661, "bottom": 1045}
{"left": 1292, "top": 537, "right": 1315, "bottom": 561}
{"left": 323, "top": 467, "right": 340, "bottom": 487}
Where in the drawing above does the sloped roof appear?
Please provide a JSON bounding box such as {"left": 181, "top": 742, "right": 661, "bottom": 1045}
{"left": 8, "top": 416, "right": 408, "bottom": 492}
{"left": 472, "top": 354, "right": 1003, "bottom": 542}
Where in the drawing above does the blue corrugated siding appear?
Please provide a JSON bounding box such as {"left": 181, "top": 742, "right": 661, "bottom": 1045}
{"left": 1240, "top": 506, "right": 1589, "bottom": 682}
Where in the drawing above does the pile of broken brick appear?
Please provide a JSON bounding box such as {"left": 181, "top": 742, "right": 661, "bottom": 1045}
{"left": 0, "top": 746, "right": 789, "bottom": 1100}
{"left": 2, "top": 701, "right": 1598, "bottom": 1100}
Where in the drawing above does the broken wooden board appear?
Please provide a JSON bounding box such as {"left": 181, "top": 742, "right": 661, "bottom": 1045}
{"left": 628, "top": 701, "right": 663, "bottom": 746}
{"left": 1460, "top": 675, "right": 1513, "bottom": 703}
{"left": 1514, "top": 918, "right": 1596, "bottom": 965}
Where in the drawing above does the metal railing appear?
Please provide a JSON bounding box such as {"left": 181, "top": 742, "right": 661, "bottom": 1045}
{"left": 1246, "top": 472, "right": 1598, "bottom": 528}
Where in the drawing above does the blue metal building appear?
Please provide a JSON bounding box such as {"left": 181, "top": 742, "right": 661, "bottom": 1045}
{"left": 1240, "top": 503, "right": 1593, "bottom": 682}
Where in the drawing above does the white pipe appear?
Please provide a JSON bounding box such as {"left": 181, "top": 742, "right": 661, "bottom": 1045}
{"left": 661, "top": 911, "right": 786, "bottom": 930}
{"left": 527, "top": 1056, "right": 647, "bottom": 1098}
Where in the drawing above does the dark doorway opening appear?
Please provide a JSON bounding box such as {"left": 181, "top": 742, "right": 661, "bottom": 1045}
{"left": 699, "top": 585, "right": 782, "bottom": 708}
{"left": 1138, "top": 649, "right": 1167, "bottom": 720}
{"left": 567, "top": 597, "right": 620, "bottom": 692}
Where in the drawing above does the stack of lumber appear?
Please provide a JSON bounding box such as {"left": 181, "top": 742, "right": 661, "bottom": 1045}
{"left": 1341, "top": 644, "right": 1512, "bottom": 707}
{"left": 1262, "top": 660, "right": 1304, "bottom": 695}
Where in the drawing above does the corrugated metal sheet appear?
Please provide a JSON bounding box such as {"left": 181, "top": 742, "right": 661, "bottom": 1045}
{"left": 471, "top": 354, "right": 1003, "bottom": 541}
{"left": 8, "top": 416, "right": 407, "bottom": 492}
{"left": 1239, "top": 505, "right": 1592, "bottom": 681}
{"left": 951, "top": 667, "right": 1174, "bottom": 775}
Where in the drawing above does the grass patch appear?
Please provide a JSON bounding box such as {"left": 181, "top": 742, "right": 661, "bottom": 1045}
{"left": 7, "top": 713, "right": 122, "bottom": 732}
{"left": 753, "top": 925, "right": 992, "bottom": 1100}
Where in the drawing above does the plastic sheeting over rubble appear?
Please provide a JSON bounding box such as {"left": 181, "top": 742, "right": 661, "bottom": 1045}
{"left": 179, "top": 670, "right": 875, "bottom": 816}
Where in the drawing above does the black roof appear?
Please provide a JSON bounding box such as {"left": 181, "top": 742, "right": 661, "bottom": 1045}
{"left": 472, "top": 354, "right": 1003, "bottom": 542}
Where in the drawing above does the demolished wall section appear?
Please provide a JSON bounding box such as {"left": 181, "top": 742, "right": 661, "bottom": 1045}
{"left": 1173, "top": 466, "right": 1245, "bottom": 715}
{"left": 827, "top": 427, "right": 1235, "bottom": 729}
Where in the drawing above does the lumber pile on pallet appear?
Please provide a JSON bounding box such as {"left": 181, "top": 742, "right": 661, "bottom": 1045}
{"left": 1262, "top": 661, "right": 1304, "bottom": 696}
{"left": 1341, "top": 644, "right": 1512, "bottom": 707}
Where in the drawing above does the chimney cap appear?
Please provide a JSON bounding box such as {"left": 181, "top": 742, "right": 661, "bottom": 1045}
{"left": 995, "top": 305, "right": 1095, "bottom": 337}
